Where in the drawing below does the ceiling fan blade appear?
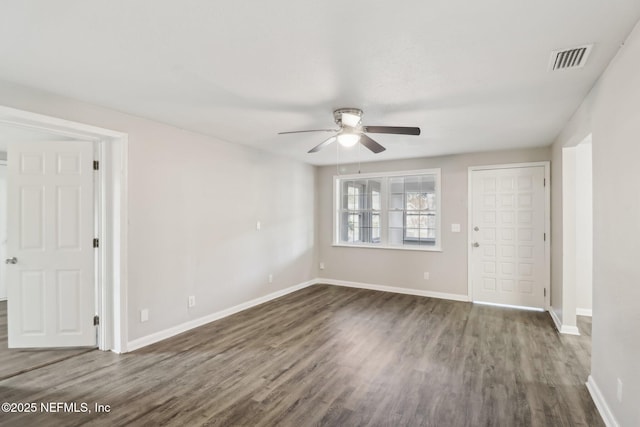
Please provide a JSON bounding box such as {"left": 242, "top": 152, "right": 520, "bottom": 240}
{"left": 278, "top": 129, "right": 337, "bottom": 135}
{"left": 362, "top": 126, "right": 421, "bottom": 136}
{"left": 360, "top": 134, "right": 386, "bottom": 153}
{"left": 308, "top": 136, "right": 337, "bottom": 153}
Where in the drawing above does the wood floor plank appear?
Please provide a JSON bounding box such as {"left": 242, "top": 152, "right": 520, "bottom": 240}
{"left": 0, "top": 301, "right": 94, "bottom": 381}
{"left": 0, "top": 285, "right": 602, "bottom": 426}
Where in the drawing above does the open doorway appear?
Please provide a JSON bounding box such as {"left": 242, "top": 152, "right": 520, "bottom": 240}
{"left": 0, "top": 106, "right": 128, "bottom": 358}
{"left": 561, "top": 134, "right": 593, "bottom": 335}
{"left": 0, "top": 128, "right": 96, "bottom": 378}
{"left": 574, "top": 139, "right": 593, "bottom": 318}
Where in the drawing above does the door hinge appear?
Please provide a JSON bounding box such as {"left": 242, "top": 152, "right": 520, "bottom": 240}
{"left": 543, "top": 178, "right": 546, "bottom": 187}
{"left": 544, "top": 233, "right": 546, "bottom": 241}
{"left": 93, "top": 160, "right": 99, "bottom": 171}
{"left": 93, "top": 238, "right": 99, "bottom": 248}
{"left": 544, "top": 288, "right": 547, "bottom": 297}
{"left": 93, "top": 315, "right": 99, "bottom": 326}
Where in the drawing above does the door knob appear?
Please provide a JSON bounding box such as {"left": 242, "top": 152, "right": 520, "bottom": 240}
{"left": 472, "top": 242, "right": 480, "bottom": 248}
{"left": 5, "top": 257, "right": 17, "bottom": 264}
{"left": 474, "top": 226, "right": 479, "bottom": 231}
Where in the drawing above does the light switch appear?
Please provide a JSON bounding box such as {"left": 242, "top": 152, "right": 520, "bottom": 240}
{"left": 451, "top": 223, "right": 461, "bottom": 232}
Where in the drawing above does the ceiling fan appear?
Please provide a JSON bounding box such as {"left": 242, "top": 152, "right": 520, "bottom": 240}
{"left": 278, "top": 108, "right": 421, "bottom": 154}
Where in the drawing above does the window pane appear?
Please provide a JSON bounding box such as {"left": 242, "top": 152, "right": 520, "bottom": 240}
{"left": 372, "top": 213, "right": 381, "bottom": 241}
{"left": 405, "top": 228, "right": 420, "bottom": 239}
{"left": 371, "top": 190, "right": 381, "bottom": 210}
{"left": 421, "top": 175, "right": 436, "bottom": 192}
{"left": 420, "top": 228, "right": 435, "bottom": 239}
{"left": 406, "top": 213, "right": 421, "bottom": 228}
{"left": 349, "top": 213, "right": 360, "bottom": 242}
{"left": 426, "top": 193, "right": 436, "bottom": 210}
{"left": 406, "top": 192, "right": 429, "bottom": 210}
{"left": 357, "top": 187, "right": 366, "bottom": 209}
{"left": 405, "top": 176, "right": 421, "bottom": 192}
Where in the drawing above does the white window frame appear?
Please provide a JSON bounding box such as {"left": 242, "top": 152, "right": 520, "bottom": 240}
{"left": 333, "top": 169, "right": 442, "bottom": 252}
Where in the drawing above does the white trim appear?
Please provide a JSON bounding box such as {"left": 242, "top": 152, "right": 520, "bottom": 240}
{"left": 332, "top": 243, "right": 442, "bottom": 252}
{"left": 549, "top": 308, "right": 580, "bottom": 335}
{"left": 127, "top": 277, "right": 472, "bottom": 352}
{"left": 318, "top": 278, "right": 470, "bottom": 302}
{"left": 576, "top": 308, "right": 592, "bottom": 317}
{"left": 586, "top": 375, "right": 619, "bottom": 427}
{"left": 473, "top": 301, "right": 544, "bottom": 312}
{"left": 126, "top": 279, "right": 317, "bottom": 352}
{"left": 467, "top": 162, "right": 551, "bottom": 310}
{"left": 333, "top": 168, "right": 442, "bottom": 180}
{"left": 0, "top": 161, "right": 5, "bottom": 303}
{"left": 467, "top": 161, "right": 551, "bottom": 171}
{"left": 0, "top": 105, "right": 128, "bottom": 353}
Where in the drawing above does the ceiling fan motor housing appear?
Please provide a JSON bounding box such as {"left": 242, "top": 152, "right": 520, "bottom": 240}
{"left": 333, "top": 108, "right": 363, "bottom": 127}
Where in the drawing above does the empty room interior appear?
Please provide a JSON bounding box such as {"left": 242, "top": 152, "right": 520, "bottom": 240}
{"left": 1, "top": 1, "right": 639, "bottom": 426}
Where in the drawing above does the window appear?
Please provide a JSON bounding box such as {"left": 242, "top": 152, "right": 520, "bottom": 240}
{"left": 334, "top": 169, "right": 441, "bottom": 251}
{"left": 339, "top": 178, "right": 381, "bottom": 244}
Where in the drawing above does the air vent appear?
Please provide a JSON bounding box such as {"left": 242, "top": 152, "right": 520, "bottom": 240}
{"left": 549, "top": 44, "right": 593, "bottom": 71}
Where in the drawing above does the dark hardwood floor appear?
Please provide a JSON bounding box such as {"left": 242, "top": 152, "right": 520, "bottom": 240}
{"left": 0, "top": 285, "right": 601, "bottom": 426}
{"left": 0, "top": 301, "right": 94, "bottom": 381}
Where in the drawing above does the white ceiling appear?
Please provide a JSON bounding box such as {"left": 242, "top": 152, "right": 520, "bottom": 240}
{"left": 1, "top": 1, "right": 639, "bottom": 165}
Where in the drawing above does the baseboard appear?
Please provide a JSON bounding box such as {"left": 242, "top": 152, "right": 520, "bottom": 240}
{"left": 549, "top": 309, "right": 581, "bottom": 335}
{"left": 127, "top": 278, "right": 473, "bottom": 352}
{"left": 126, "top": 279, "right": 316, "bottom": 352}
{"left": 317, "top": 278, "right": 470, "bottom": 302}
{"left": 577, "top": 308, "right": 592, "bottom": 317}
{"left": 586, "top": 375, "right": 619, "bottom": 427}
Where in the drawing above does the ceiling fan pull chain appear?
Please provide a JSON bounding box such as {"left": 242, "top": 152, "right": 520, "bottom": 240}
{"left": 336, "top": 139, "right": 340, "bottom": 175}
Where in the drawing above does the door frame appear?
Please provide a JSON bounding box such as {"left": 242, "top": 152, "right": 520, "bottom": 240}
{"left": 0, "top": 105, "right": 128, "bottom": 353}
{"left": 467, "top": 162, "right": 551, "bottom": 310}
{"left": 0, "top": 159, "right": 6, "bottom": 301}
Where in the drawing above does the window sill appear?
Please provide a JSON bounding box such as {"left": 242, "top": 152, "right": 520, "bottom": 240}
{"left": 332, "top": 243, "right": 442, "bottom": 252}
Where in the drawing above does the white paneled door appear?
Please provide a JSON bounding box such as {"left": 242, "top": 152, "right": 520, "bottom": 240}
{"left": 6, "top": 141, "right": 96, "bottom": 348}
{"left": 470, "top": 166, "right": 547, "bottom": 309}
{"left": 0, "top": 162, "right": 7, "bottom": 300}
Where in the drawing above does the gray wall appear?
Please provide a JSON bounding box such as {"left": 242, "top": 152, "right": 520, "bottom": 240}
{"left": 551, "top": 21, "right": 640, "bottom": 426}
{"left": 0, "top": 80, "right": 318, "bottom": 343}
{"left": 317, "top": 147, "right": 550, "bottom": 296}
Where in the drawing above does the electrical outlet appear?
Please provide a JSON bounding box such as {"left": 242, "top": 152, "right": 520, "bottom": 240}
{"left": 451, "top": 223, "right": 461, "bottom": 232}
{"left": 617, "top": 378, "right": 623, "bottom": 402}
{"left": 424, "top": 272, "right": 430, "bottom": 280}
{"left": 268, "top": 274, "right": 273, "bottom": 283}
{"left": 188, "top": 295, "right": 196, "bottom": 308}
{"left": 319, "top": 262, "right": 325, "bottom": 270}
{"left": 140, "top": 309, "right": 149, "bottom": 322}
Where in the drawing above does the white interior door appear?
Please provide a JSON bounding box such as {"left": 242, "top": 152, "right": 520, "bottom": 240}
{"left": 6, "top": 141, "right": 96, "bottom": 348}
{"left": 470, "top": 166, "right": 546, "bottom": 309}
{"left": 0, "top": 161, "right": 7, "bottom": 300}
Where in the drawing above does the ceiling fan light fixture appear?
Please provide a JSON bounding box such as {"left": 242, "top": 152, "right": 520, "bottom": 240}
{"left": 337, "top": 133, "right": 360, "bottom": 147}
